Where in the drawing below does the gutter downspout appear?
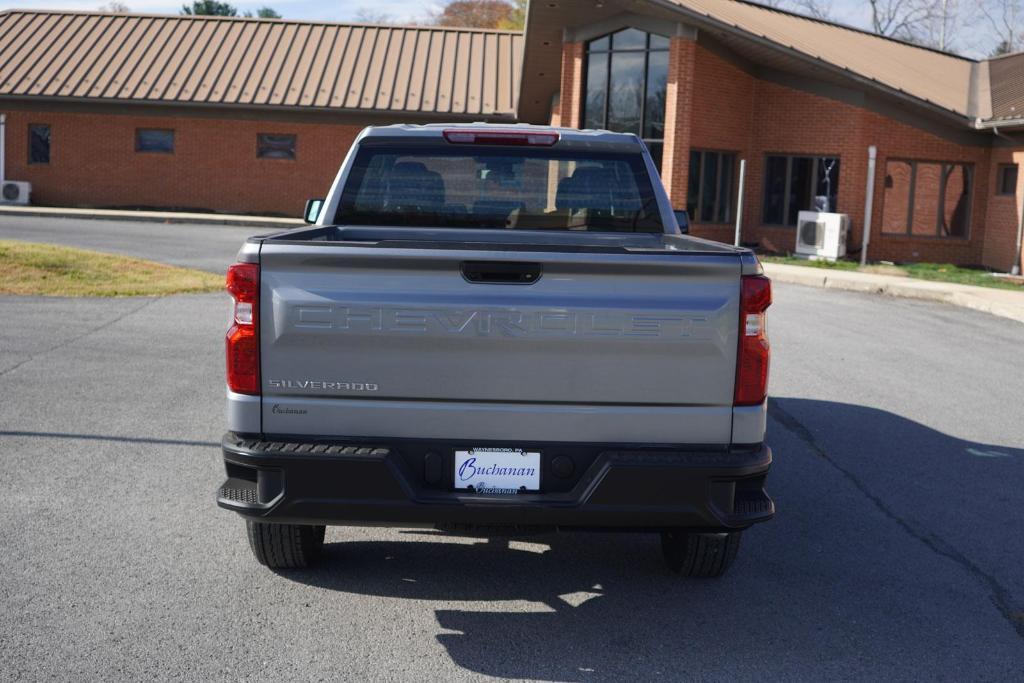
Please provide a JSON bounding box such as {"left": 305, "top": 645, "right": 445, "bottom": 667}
{"left": 734, "top": 158, "right": 746, "bottom": 246}
{"left": 993, "top": 127, "right": 1024, "bottom": 275}
{"left": 0, "top": 113, "right": 6, "bottom": 185}
{"left": 860, "top": 145, "right": 877, "bottom": 267}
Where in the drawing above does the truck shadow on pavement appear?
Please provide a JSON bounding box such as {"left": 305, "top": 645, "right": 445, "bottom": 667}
{"left": 278, "top": 399, "right": 1024, "bottom": 680}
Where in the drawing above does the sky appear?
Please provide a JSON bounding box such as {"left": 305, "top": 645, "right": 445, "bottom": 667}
{"left": 0, "top": 0, "right": 1003, "bottom": 58}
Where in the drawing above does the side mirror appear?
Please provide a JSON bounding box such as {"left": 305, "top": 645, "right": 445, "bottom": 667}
{"left": 673, "top": 209, "right": 690, "bottom": 234}
{"left": 304, "top": 198, "right": 324, "bottom": 224}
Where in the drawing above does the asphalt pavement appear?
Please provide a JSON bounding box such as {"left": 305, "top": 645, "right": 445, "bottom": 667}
{"left": 1, "top": 216, "right": 1022, "bottom": 680}
{"left": 0, "top": 214, "right": 262, "bottom": 273}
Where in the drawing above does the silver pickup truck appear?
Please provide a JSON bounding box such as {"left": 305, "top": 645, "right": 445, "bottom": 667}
{"left": 218, "top": 124, "right": 773, "bottom": 577}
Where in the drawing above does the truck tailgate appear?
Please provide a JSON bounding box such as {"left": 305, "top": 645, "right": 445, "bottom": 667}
{"left": 258, "top": 243, "right": 740, "bottom": 443}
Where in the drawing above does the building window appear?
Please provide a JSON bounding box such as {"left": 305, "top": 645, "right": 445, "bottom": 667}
{"left": 28, "top": 124, "right": 50, "bottom": 164}
{"left": 763, "top": 154, "right": 841, "bottom": 226}
{"left": 687, "top": 150, "right": 736, "bottom": 223}
{"left": 881, "top": 160, "right": 972, "bottom": 238}
{"left": 136, "top": 129, "right": 174, "bottom": 154}
{"left": 257, "top": 133, "right": 297, "bottom": 160}
{"left": 997, "top": 163, "right": 1018, "bottom": 196}
{"left": 582, "top": 28, "right": 669, "bottom": 170}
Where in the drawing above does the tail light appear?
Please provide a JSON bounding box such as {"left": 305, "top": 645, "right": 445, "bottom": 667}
{"left": 226, "top": 262, "right": 259, "bottom": 395}
{"left": 734, "top": 274, "right": 771, "bottom": 406}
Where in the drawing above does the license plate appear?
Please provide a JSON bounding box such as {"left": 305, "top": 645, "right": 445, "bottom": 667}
{"left": 454, "top": 448, "right": 540, "bottom": 494}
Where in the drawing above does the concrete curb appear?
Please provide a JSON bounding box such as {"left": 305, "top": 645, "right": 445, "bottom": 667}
{"left": 0, "top": 206, "right": 304, "bottom": 229}
{"left": 763, "top": 262, "right": 1024, "bottom": 325}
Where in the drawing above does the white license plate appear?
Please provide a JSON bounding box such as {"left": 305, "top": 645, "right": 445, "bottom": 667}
{"left": 454, "top": 448, "right": 540, "bottom": 494}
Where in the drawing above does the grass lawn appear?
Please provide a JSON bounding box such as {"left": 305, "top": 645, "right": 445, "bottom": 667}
{"left": 761, "top": 255, "right": 1024, "bottom": 291}
{"left": 0, "top": 240, "right": 223, "bottom": 297}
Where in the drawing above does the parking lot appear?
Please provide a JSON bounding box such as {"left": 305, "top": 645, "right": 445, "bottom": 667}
{"left": 1, "top": 216, "right": 1022, "bottom": 680}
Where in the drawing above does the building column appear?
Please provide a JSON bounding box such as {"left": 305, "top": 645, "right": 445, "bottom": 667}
{"left": 661, "top": 35, "right": 697, "bottom": 209}
{"left": 559, "top": 42, "right": 584, "bottom": 128}
{"left": 1013, "top": 149, "right": 1024, "bottom": 273}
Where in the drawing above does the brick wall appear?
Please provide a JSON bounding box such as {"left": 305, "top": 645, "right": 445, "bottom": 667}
{"left": 660, "top": 37, "right": 697, "bottom": 207}
{"left": 983, "top": 147, "right": 1024, "bottom": 272}
{"left": 649, "top": 41, "right": 1005, "bottom": 266}
{"left": 5, "top": 109, "right": 364, "bottom": 216}
{"left": 558, "top": 42, "right": 584, "bottom": 129}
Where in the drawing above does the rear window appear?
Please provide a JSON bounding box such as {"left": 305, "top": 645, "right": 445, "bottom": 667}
{"left": 335, "top": 142, "right": 664, "bottom": 232}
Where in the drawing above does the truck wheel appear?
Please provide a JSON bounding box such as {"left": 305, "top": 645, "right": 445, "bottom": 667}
{"left": 660, "top": 530, "right": 741, "bottom": 577}
{"left": 245, "top": 520, "right": 325, "bottom": 569}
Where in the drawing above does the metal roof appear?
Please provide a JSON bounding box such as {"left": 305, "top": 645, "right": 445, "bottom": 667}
{"left": 987, "top": 51, "right": 1024, "bottom": 123}
{"left": 0, "top": 10, "right": 523, "bottom": 118}
{"left": 666, "top": 0, "right": 976, "bottom": 117}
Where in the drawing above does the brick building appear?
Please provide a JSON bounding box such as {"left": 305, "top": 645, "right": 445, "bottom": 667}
{"left": 2, "top": 2, "right": 1024, "bottom": 271}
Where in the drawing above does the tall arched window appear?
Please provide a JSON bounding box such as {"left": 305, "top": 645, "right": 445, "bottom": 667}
{"left": 582, "top": 28, "right": 670, "bottom": 169}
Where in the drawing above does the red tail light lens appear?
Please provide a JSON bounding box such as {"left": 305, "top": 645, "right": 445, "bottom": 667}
{"left": 443, "top": 129, "right": 560, "bottom": 146}
{"left": 734, "top": 274, "right": 771, "bottom": 406}
{"left": 226, "top": 263, "right": 259, "bottom": 395}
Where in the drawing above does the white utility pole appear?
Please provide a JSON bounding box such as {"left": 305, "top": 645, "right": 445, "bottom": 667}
{"left": 734, "top": 158, "right": 746, "bottom": 247}
{"left": 860, "top": 145, "right": 877, "bottom": 267}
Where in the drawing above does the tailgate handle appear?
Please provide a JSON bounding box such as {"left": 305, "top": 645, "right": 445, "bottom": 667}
{"left": 461, "top": 261, "right": 542, "bottom": 284}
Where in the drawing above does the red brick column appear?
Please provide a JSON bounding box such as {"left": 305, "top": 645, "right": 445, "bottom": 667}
{"left": 661, "top": 37, "right": 696, "bottom": 208}
{"left": 558, "top": 42, "right": 584, "bottom": 129}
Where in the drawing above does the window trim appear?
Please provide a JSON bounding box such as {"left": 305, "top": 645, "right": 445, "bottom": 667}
{"left": 761, "top": 152, "right": 842, "bottom": 227}
{"left": 256, "top": 132, "right": 297, "bottom": 160}
{"left": 27, "top": 123, "right": 50, "bottom": 165}
{"left": 996, "top": 163, "right": 1018, "bottom": 196}
{"left": 135, "top": 128, "right": 175, "bottom": 154}
{"left": 687, "top": 149, "right": 737, "bottom": 224}
{"left": 880, "top": 158, "right": 974, "bottom": 240}
{"left": 580, "top": 28, "right": 669, "bottom": 168}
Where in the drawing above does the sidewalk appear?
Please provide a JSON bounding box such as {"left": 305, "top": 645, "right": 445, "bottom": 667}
{"left": 0, "top": 204, "right": 304, "bottom": 229}
{"left": 763, "top": 262, "right": 1024, "bottom": 324}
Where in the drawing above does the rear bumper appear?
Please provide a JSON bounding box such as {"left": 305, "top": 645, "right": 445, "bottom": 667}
{"left": 217, "top": 433, "right": 774, "bottom": 531}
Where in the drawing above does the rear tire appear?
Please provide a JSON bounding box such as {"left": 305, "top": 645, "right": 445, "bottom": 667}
{"left": 245, "top": 520, "right": 326, "bottom": 569}
{"left": 661, "top": 530, "right": 741, "bottom": 578}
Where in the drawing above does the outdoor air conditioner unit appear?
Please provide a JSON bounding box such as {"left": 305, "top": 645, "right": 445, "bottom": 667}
{"left": 0, "top": 180, "right": 31, "bottom": 205}
{"left": 795, "top": 210, "right": 849, "bottom": 261}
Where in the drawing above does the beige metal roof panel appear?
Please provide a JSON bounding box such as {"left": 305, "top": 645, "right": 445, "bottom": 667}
{"left": 287, "top": 24, "right": 326, "bottom": 106}
{"left": 359, "top": 26, "right": 392, "bottom": 110}
{"left": 0, "top": 10, "right": 521, "bottom": 117}
{"left": 2, "top": 13, "right": 68, "bottom": 90}
{"left": 404, "top": 30, "right": 433, "bottom": 111}
{"left": 986, "top": 52, "right": 1024, "bottom": 121}
{"left": 190, "top": 20, "right": 243, "bottom": 102}
{"left": 420, "top": 32, "right": 445, "bottom": 112}
{"left": 670, "top": 0, "right": 974, "bottom": 115}
{"left": 32, "top": 14, "right": 103, "bottom": 97}
{"left": 312, "top": 26, "right": 348, "bottom": 108}
{"left": 98, "top": 16, "right": 165, "bottom": 99}
{"left": 386, "top": 30, "right": 416, "bottom": 111}
{"left": 271, "top": 23, "right": 313, "bottom": 104}
{"left": 86, "top": 16, "right": 148, "bottom": 98}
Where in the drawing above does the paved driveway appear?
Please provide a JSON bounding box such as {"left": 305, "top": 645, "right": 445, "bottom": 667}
{"left": 0, "top": 214, "right": 259, "bottom": 273}
{"left": 1, "top": 217, "right": 1022, "bottom": 680}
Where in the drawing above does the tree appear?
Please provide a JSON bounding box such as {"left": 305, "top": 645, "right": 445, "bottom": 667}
{"left": 979, "top": 0, "right": 1024, "bottom": 54}
{"left": 243, "top": 7, "right": 281, "bottom": 18}
{"left": 352, "top": 8, "right": 396, "bottom": 24}
{"left": 180, "top": 1, "right": 237, "bottom": 16}
{"left": 498, "top": 0, "right": 526, "bottom": 30}
{"left": 867, "top": 0, "right": 939, "bottom": 42}
{"left": 755, "top": 0, "right": 833, "bottom": 19}
{"left": 432, "top": 0, "right": 514, "bottom": 29}
{"left": 98, "top": 1, "right": 130, "bottom": 11}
